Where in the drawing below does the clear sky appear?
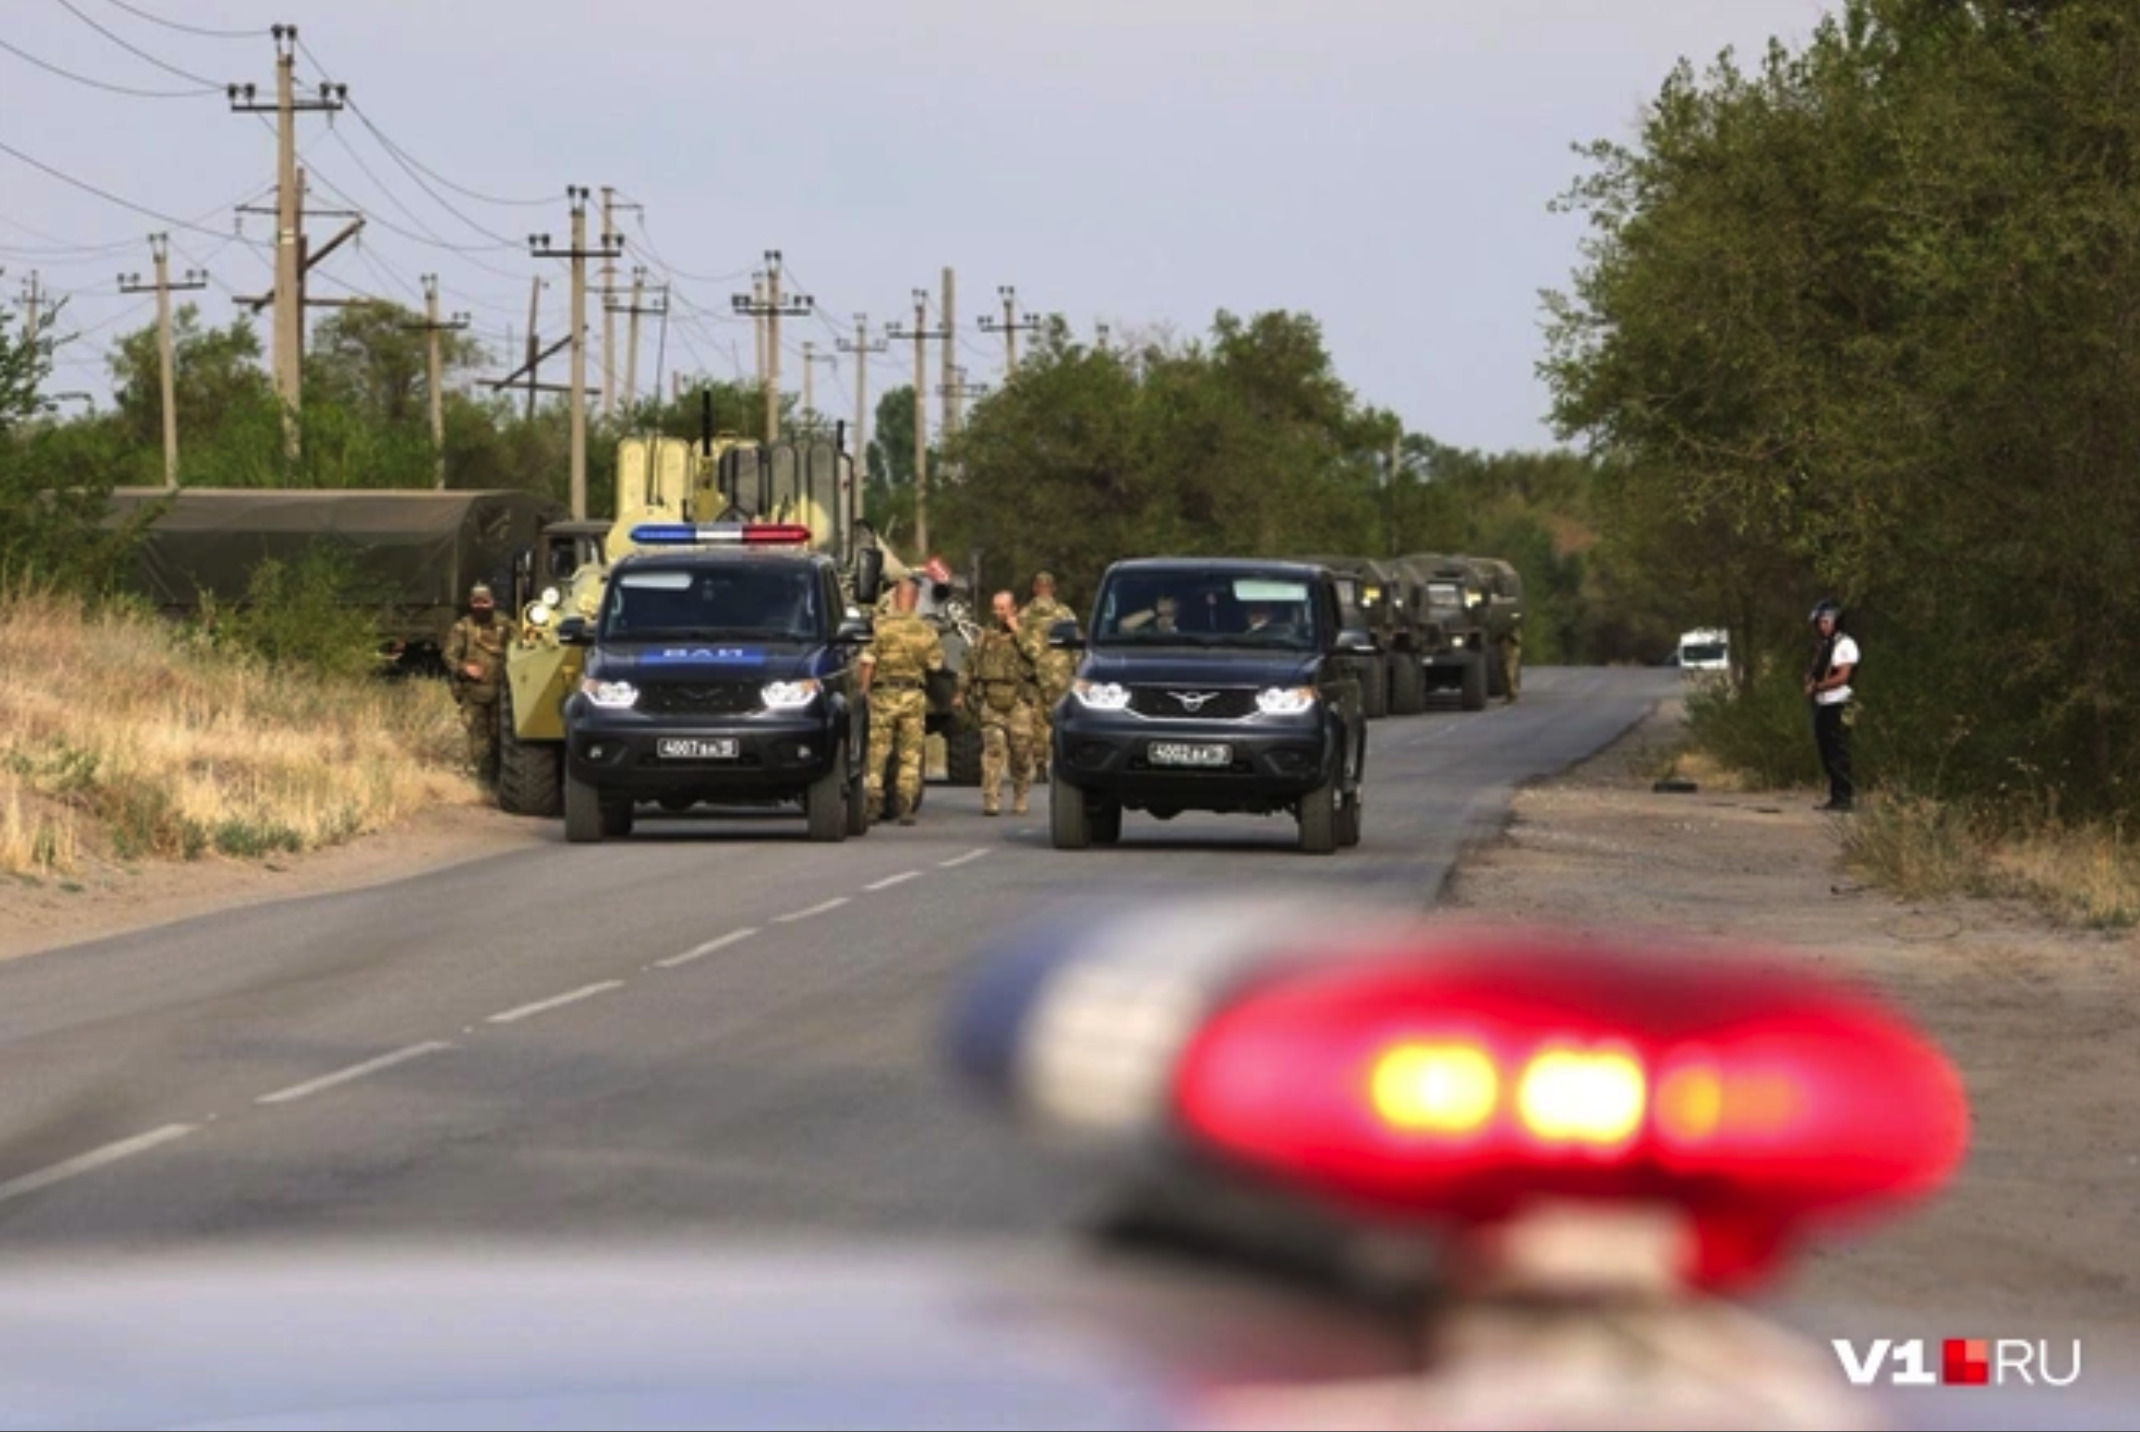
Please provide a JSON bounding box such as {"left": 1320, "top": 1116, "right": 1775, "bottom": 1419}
{"left": 3, "top": 0, "right": 1834, "bottom": 453}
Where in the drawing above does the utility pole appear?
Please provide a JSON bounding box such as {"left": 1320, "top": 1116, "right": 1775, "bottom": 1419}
{"left": 530, "top": 187, "right": 623, "bottom": 519}
{"left": 837, "top": 313, "right": 889, "bottom": 531}
{"left": 731, "top": 251, "right": 813, "bottom": 442}
{"left": 886, "top": 288, "right": 950, "bottom": 553}
{"left": 604, "top": 266, "right": 667, "bottom": 414}
{"left": 939, "top": 266, "right": 958, "bottom": 444}
{"left": 13, "top": 271, "right": 42, "bottom": 347}
{"left": 403, "top": 275, "right": 471, "bottom": 488}
{"left": 978, "top": 284, "right": 1044, "bottom": 376}
{"left": 522, "top": 275, "right": 545, "bottom": 421}
{"left": 802, "top": 341, "right": 840, "bottom": 435}
{"left": 228, "top": 24, "right": 346, "bottom": 458}
{"left": 597, "top": 187, "right": 642, "bottom": 420}
{"left": 117, "top": 235, "right": 207, "bottom": 491}
{"left": 747, "top": 270, "right": 767, "bottom": 396}
{"left": 938, "top": 364, "right": 990, "bottom": 407}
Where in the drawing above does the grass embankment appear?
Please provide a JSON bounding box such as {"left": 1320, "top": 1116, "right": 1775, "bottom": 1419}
{"left": 1659, "top": 674, "right": 2140, "bottom": 931}
{"left": 0, "top": 588, "right": 478, "bottom": 880}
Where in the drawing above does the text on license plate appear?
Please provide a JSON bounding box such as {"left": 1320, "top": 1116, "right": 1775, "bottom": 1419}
{"left": 1148, "top": 741, "right": 1231, "bottom": 768}
{"left": 656, "top": 737, "right": 738, "bottom": 760}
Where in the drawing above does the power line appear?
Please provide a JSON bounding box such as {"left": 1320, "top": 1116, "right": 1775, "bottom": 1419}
{"left": 619, "top": 206, "right": 752, "bottom": 284}
{"left": 349, "top": 99, "right": 551, "bottom": 209}
{"left": 0, "top": 137, "right": 267, "bottom": 243}
{"left": 96, "top": 0, "right": 263, "bottom": 40}
{"left": 0, "top": 33, "right": 216, "bottom": 97}
{"left": 53, "top": 0, "right": 223, "bottom": 87}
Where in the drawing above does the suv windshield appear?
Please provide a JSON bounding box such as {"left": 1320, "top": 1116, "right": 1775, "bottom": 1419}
{"left": 1093, "top": 571, "right": 1321, "bottom": 650}
{"left": 601, "top": 564, "right": 823, "bottom": 642}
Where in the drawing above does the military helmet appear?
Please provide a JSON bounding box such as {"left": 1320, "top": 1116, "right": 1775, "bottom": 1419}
{"left": 469, "top": 583, "right": 495, "bottom": 607}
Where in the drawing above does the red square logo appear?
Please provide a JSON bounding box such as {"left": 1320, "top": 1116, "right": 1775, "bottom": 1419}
{"left": 1944, "top": 1339, "right": 1989, "bottom": 1385}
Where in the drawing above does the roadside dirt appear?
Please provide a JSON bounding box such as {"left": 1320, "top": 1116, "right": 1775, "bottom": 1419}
{"left": 1444, "top": 696, "right": 2140, "bottom": 1351}
{"left": 0, "top": 800, "right": 549, "bottom": 966}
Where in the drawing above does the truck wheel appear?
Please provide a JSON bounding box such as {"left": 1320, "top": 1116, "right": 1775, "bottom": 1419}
{"left": 1362, "top": 657, "right": 1389, "bottom": 720}
{"left": 1050, "top": 769, "right": 1090, "bottom": 850}
{"left": 1297, "top": 779, "right": 1338, "bottom": 855}
{"left": 1461, "top": 651, "right": 1489, "bottom": 711}
{"left": 496, "top": 686, "right": 562, "bottom": 817}
{"left": 1091, "top": 800, "right": 1123, "bottom": 846}
{"left": 1388, "top": 654, "right": 1425, "bottom": 715}
{"left": 564, "top": 769, "right": 606, "bottom": 844}
{"left": 845, "top": 765, "right": 871, "bottom": 837}
{"left": 946, "top": 724, "right": 985, "bottom": 786}
{"left": 1486, "top": 650, "right": 1507, "bottom": 700}
{"left": 805, "top": 763, "right": 849, "bottom": 843}
{"left": 1336, "top": 789, "right": 1363, "bottom": 848}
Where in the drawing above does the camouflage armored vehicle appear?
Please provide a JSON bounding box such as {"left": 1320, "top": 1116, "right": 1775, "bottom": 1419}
{"left": 497, "top": 419, "right": 883, "bottom": 817}
{"left": 1390, "top": 552, "right": 1492, "bottom": 711}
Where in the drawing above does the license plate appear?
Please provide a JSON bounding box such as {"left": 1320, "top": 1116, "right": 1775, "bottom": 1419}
{"left": 1149, "top": 741, "right": 1231, "bottom": 768}
{"left": 656, "top": 737, "right": 738, "bottom": 760}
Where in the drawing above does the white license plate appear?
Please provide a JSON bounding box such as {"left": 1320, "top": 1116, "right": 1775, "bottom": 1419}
{"left": 1149, "top": 741, "right": 1232, "bottom": 768}
{"left": 656, "top": 737, "right": 738, "bottom": 760}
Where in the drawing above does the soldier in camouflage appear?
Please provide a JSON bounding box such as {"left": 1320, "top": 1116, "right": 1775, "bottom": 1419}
{"left": 960, "top": 590, "right": 1040, "bottom": 817}
{"left": 860, "top": 576, "right": 946, "bottom": 826}
{"left": 443, "top": 583, "right": 511, "bottom": 784}
{"left": 1017, "top": 571, "right": 1077, "bottom": 780}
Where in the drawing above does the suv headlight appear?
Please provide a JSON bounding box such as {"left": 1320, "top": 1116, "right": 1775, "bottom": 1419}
{"left": 1257, "top": 686, "right": 1317, "bottom": 715}
{"left": 1073, "top": 679, "right": 1132, "bottom": 711}
{"left": 579, "top": 677, "right": 639, "bottom": 709}
{"left": 761, "top": 678, "right": 822, "bottom": 710}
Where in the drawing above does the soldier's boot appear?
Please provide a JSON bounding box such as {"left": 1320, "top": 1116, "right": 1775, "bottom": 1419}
{"left": 1011, "top": 785, "right": 1030, "bottom": 816}
{"left": 894, "top": 792, "right": 918, "bottom": 827}
{"left": 982, "top": 788, "right": 1001, "bottom": 816}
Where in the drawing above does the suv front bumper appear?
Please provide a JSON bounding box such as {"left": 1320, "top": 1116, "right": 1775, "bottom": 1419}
{"left": 564, "top": 696, "right": 845, "bottom": 798}
{"left": 1051, "top": 704, "right": 1342, "bottom": 812}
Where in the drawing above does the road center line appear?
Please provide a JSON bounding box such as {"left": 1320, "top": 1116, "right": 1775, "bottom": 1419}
{"left": 0, "top": 1124, "right": 198, "bottom": 1206}
{"left": 487, "top": 981, "right": 625, "bottom": 1025}
{"left": 773, "top": 898, "right": 850, "bottom": 923}
{"left": 939, "top": 848, "right": 991, "bottom": 868}
{"left": 656, "top": 928, "right": 760, "bottom": 969}
{"left": 256, "top": 1042, "right": 452, "bottom": 1107}
{"left": 863, "top": 871, "right": 923, "bottom": 891}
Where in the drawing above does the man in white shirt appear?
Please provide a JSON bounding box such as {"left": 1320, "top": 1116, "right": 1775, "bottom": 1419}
{"left": 1803, "top": 600, "right": 1858, "bottom": 812}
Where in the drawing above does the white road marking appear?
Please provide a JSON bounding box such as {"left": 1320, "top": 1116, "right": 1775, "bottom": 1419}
{"left": 486, "top": 981, "right": 625, "bottom": 1025}
{"left": 656, "top": 928, "right": 760, "bottom": 969}
{"left": 0, "top": 1124, "right": 198, "bottom": 1205}
{"left": 939, "top": 848, "right": 991, "bottom": 868}
{"left": 773, "top": 898, "right": 850, "bottom": 923}
{"left": 863, "top": 871, "right": 923, "bottom": 891}
{"left": 256, "top": 1042, "right": 452, "bottom": 1106}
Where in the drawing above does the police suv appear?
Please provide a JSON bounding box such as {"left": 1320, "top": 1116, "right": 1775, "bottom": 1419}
{"left": 555, "top": 522, "right": 879, "bottom": 843}
{"left": 1044, "top": 557, "right": 1372, "bottom": 854}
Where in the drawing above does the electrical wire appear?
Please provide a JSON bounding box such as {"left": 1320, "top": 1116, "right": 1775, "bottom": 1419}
{"left": 0, "top": 34, "right": 218, "bottom": 97}
{"left": 96, "top": 0, "right": 262, "bottom": 40}
{"left": 52, "top": 0, "right": 225, "bottom": 88}
{"left": 0, "top": 137, "right": 270, "bottom": 243}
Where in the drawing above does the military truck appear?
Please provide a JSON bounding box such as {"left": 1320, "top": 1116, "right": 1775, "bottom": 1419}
{"left": 1390, "top": 552, "right": 1492, "bottom": 711}
{"left": 1461, "top": 554, "right": 1526, "bottom": 699}
{"left": 497, "top": 418, "right": 884, "bottom": 817}
{"left": 1292, "top": 555, "right": 1403, "bottom": 719}
{"left": 100, "top": 486, "right": 567, "bottom": 671}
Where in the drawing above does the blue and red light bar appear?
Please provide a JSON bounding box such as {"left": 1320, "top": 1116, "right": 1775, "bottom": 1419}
{"left": 628, "top": 522, "right": 814, "bottom": 546}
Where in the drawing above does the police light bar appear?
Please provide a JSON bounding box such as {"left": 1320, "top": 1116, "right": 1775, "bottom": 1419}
{"left": 628, "top": 522, "right": 814, "bottom": 546}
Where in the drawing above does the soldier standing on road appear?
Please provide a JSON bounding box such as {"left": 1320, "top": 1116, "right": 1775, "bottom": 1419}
{"left": 861, "top": 576, "right": 945, "bottom": 826}
{"left": 443, "top": 583, "right": 511, "bottom": 785}
{"left": 1017, "top": 571, "right": 1077, "bottom": 780}
{"left": 961, "top": 590, "right": 1040, "bottom": 817}
{"left": 1495, "top": 622, "right": 1523, "bottom": 705}
{"left": 1804, "top": 599, "right": 1859, "bottom": 813}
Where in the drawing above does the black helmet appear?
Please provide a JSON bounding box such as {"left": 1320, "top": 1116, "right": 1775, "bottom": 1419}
{"left": 1808, "top": 599, "right": 1842, "bottom": 624}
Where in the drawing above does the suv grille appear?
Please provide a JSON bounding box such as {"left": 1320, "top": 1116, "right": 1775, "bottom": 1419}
{"left": 635, "top": 680, "right": 763, "bottom": 716}
{"left": 1126, "top": 686, "right": 1260, "bottom": 720}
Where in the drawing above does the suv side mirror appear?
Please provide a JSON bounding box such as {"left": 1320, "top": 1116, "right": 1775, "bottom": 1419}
{"left": 835, "top": 613, "right": 875, "bottom": 645}
{"left": 854, "top": 547, "right": 885, "bottom": 607}
{"left": 1335, "top": 627, "right": 1378, "bottom": 655}
{"left": 1047, "top": 618, "right": 1084, "bottom": 650}
{"left": 556, "top": 615, "right": 593, "bottom": 646}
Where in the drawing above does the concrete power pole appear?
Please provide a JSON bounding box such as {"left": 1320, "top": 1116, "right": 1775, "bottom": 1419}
{"left": 802, "top": 341, "right": 839, "bottom": 434}
{"left": 978, "top": 284, "right": 1044, "bottom": 376}
{"left": 731, "top": 251, "right": 813, "bottom": 442}
{"left": 14, "top": 271, "right": 41, "bottom": 347}
{"left": 837, "top": 314, "right": 889, "bottom": 531}
{"left": 748, "top": 271, "right": 767, "bottom": 398}
{"left": 939, "top": 267, "right": 958, "bottom": 444}
{"left": 523, "top": 276, "right": 545, "bottom": 422}
{"left": 886, "top": 289, "right": 950, "bottom": 553}
{"left": 604, "top": 266, "right": 667, "bottom": 414}
{"left": 227, "top": 24, "right": 345, "bottom": 459}
{"left": 404, "top": 275, "right": 471, "bottom": 488}
{"left": 117, "top": 235, "right": 207, "bottom": 490}
{"left": 597, "top": 188, "right": 643, "bottom": 420}
{"left": 530, "top": 187, "right": 623, "bottom": 519}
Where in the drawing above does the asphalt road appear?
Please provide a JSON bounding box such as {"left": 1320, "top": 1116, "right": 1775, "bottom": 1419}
{"left": 0, "top": 667, "right": 1676, "bottom": 1251}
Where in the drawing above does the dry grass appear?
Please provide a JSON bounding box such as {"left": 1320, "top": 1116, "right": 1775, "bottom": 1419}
{"left": 1840, "top": 795, "right": 2140, "bottom": 931}
{"left": 0, "top": 588, "right": 480, "bottom": 878}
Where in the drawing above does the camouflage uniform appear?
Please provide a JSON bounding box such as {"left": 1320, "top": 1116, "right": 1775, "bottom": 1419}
{"left": 443, "top": 587, "right": 511, "bottom": 782}
{"left": 1017, "top": 586, "right": 1077, "bottom": 774}
{"left": 862, "top": 600, "right": 945, "bottom": 824}
{"left": 960, "top": 623, "right": 1038, "bottom": 816}
{"left": 1496, "top": 628, "right": 1522, "bottom": 704}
